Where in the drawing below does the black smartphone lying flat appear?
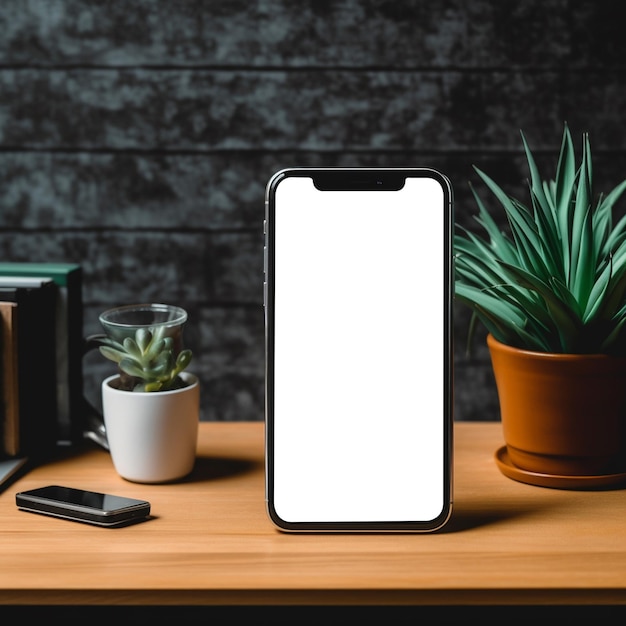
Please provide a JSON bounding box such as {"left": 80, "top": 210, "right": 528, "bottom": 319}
{"left": 16, "top": 485, "right": 151, "bottom": 527}
{"left": 264, "top": 167, "right": 454, "bottom": 532}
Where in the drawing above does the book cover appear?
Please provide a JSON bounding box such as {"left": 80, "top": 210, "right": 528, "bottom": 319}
{"left": 0, "top": 263, "right": 83, "bottom": 445}
{"left": 0, "top": 278, "right": 58, "bottom": 459}
{"left": 0, "top": 457, "right": 28, "bottom": 493}
{"left": 0, "top": 302, "right": 19, "bottom": 456}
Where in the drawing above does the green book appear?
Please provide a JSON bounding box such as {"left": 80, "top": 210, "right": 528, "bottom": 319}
{"left": 0, "top": 263, "right": 83, "bottom": 446}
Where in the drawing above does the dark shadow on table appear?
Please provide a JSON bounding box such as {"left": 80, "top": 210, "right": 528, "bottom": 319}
{"left": 439, "top": 498, "right": 560, "bottom": 534}
{"left": 182, "top": 454, "right": 259, "bottom": 482}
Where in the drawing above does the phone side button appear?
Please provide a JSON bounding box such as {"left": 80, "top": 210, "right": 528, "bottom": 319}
{"left": 263, "top": 281, "right": 267, "bottom": 308}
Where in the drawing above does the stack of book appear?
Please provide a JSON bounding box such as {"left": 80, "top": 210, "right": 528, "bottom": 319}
{"left": 0, "top": 263, "right": 84, "bottom": 486}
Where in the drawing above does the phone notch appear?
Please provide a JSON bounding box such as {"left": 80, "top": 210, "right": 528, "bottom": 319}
{"left": 312, "top": 171, "right": 406, "bottom": 191}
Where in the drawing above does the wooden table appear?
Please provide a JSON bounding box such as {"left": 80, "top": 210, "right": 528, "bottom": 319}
{"left": 1, "top": 421, "right": 626, "bottom": 615}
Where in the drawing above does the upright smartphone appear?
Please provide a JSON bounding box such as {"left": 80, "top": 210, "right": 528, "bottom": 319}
{"left": 264, "top": 168, "right": 453, "bottom": 532}
{"left": 16, "top": 485, "right": 151, "bottom": 527}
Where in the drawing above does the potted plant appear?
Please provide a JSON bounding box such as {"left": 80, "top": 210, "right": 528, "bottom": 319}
{"left": 455, "top": 124, "right": 626, "bottom": 487}
{"left": 89, "top": 303, "right": 200, "bottom": 484}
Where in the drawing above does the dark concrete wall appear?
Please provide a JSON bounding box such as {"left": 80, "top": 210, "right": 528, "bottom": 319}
{"left": 1, "top": 0, "right": 626, "bottom": 421}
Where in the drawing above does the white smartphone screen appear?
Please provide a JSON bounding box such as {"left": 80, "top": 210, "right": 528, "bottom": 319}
{"left": 265, "top": 168, "right": 453, "bottom": 531}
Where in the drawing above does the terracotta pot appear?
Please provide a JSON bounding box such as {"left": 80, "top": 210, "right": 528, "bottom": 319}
{"left": 487, "top": 334, "right": 626, "bottom": 476}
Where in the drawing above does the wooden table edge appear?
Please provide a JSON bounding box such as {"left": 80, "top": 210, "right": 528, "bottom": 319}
{"left": 1, "top": 588, "right": 626, "bottom": 606}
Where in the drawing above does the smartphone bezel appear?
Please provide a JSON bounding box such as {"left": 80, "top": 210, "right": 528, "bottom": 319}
{"left": 264, "top": 167, "right": 454, "bottom": 532}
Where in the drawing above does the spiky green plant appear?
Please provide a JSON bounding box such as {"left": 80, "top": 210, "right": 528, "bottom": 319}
{"left": 455, "top": 125, "right": 626, "bottom": 354}
{"left": 96, "top": 326, "right": 193, "bottom": 392}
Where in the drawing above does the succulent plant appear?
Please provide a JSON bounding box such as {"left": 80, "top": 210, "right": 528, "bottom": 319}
{"left": 96, "top": 325, "right": 193, "bottom": 392}
{"left": 455, "top": 124, "right": 626, "bottom": 354}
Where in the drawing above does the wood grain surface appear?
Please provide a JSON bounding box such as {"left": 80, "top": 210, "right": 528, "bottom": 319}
{"left": 1, "top": 421, "right": 626, "bottom": 607}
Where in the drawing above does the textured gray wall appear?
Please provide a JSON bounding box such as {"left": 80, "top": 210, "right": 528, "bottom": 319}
{"left": 1, "top": 0, "right": 626, "bottom": 422}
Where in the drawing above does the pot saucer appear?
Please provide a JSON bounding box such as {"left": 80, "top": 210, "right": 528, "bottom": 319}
{"left": 494, "top": 446, "right": 626, "bottom": 490}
